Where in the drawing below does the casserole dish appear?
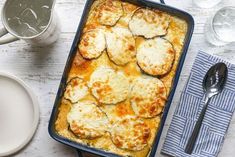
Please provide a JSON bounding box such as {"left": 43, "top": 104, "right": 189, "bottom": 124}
{"left": 49, "top": 0, "right": 194, "bottom": 156}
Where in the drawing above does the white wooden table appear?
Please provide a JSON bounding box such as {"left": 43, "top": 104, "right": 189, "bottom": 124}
{"left": 0, "top": 0, "right": 234, "bottom": 156}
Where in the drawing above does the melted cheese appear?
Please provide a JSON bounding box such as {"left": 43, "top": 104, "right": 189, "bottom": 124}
{"left": 106, "top": 27, "right": 136, "bottom": 65}
{"left": 137, "top": 37, "right": 175, "bottom": 76}
{"left": 64, "top": 77, "right": 89, "bottom": 103}
{"left": 116, "top": 2, "right": 138, "bottom": 27}
{"left": 110, "top": 116, "right": 150, "bottom": 151}
{"left": 67, "top": 101, "right": 109, "bottom": 139}
{"left": 161, "top": 17, "right": 188, "bottom": 95}
{"left": 130, "top": 76, "right": 167, "bottom": 118}
{"left": 97, "top": 0, "right": 123, "bottom": 26}
{"left": 55, "top": 0, "right": 188, "bottom": 156}
{"left": 129, "top": 8, "right": 170, "bottom": 38}
{"left": 89, "top": 66, "right": 130, "bottom": 104}
{"left": 79, "top": 29, "right": 106, "bottom": 59}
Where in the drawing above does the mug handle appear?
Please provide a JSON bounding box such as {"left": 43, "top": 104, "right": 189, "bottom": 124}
{"left": 0, "top": 27, "right": 19, "bottom": 45}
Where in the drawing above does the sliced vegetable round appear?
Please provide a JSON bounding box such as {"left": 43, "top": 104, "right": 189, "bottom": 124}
{"left": 130, "top": 76, "right": 167, "bottom": 118}
{"left": 129, "top": 8, "right": 170, "bottom": 38}
{"left": 64, "top": 77, "right": 89, "bottom": 103}
{"left": 137, "top": 37, "right": 175, "bottom": 76}
{"left": 97, "top": 0, "right": 123, "bottom": 26}
{"left": 67, "top": 101, "right": 109, "bottom": 139}
{"left": 110, "top": 116, "right": 150, "bottom": 151}
{"left": 79, "top": 29, "right": 106, "bottom": 59}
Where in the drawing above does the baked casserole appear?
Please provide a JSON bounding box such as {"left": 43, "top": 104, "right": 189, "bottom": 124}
{"left": 55, "top": 0, "right": 188, "bottom": 156}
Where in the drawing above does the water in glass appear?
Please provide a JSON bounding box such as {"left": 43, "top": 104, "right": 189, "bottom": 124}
{"left": 205, "top": 6, "right": 235, "bottom": 46}
{"left": 5, "top": 0, "right": 53, "bottom": 37}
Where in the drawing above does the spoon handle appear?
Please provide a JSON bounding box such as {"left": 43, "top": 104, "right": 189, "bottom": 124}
{"left": 185, "top": 97, "right": 210, "bottom": 154}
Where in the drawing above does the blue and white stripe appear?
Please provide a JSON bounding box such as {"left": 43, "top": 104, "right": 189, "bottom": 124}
{"left": 161, "top": 51, "right": 235, "bottom": 157}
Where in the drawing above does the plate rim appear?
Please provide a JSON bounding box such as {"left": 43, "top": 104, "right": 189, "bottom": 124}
{"left": 0, "top": 72, "right": 40, "bottom": 157}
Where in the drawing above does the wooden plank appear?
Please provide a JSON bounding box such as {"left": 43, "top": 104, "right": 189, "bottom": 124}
{"left": 0, "top": 0, "right": 233, "bottom": 156}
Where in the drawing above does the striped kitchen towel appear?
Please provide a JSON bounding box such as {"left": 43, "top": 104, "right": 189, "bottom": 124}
{"left": 161, "top": 51, "right": 235, "bottom": 157}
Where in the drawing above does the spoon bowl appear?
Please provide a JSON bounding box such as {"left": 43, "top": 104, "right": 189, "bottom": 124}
{"left": 203, "top": 62, "right": 228, "bottom": 97}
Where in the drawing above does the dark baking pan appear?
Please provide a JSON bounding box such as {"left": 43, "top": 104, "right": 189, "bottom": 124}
{"left": 48, "top": 0, "right": 194, "bottom": 156}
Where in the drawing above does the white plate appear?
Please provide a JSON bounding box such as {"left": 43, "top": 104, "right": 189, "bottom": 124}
{"left": 0, "top": 72, "right": 39, "bottom": 157}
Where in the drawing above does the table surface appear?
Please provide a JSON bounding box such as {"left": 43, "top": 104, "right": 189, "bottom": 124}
{"left": 1, "top": 0, "right": 234, "bottom": 157}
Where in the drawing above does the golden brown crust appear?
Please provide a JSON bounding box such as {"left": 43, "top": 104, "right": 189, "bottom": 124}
{"left": 89, "top": 66, "right": 130, "bottom": 104}
{"left": 67, "top": 101, "right": 109, "bottom": 139}
{"left": 106, "top": 27, "right": 136, "bottom": 65}
{"left": 137, "top": 37, "right": 175, "bottom": 76}
{"left": 97, "top": 0, "right": 123, "bottom": 26}
{"left": 130, "top": 76, "right": 167, "bottom": 118}
{"left": 129, "top": 8, "right": 170, "bottom": 38}
{"left": 161, "top": 17, "right": 188, "bottom": 95}
{"left": 110, "top": 116, "right": 151, "bottom": 151}
{"left": 79, "top": 29, "right": 106, "bottom": 59}
{"left": 64, "top": 77, "right": 89, "bottom": 103}
{"left": 55, "top": 0, "right": 188, "bottom": 156}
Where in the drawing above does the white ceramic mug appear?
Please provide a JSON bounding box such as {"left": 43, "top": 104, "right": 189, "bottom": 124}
{"left": 0, "top": 0, "right": 60, "bottom": 46}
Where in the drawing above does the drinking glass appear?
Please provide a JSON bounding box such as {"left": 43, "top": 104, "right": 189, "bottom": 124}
{"left": 204, "top": 6, "right": 235, "bottom": 46}
{"left": 193, "top": 0, "right": 222, "bottom": 8}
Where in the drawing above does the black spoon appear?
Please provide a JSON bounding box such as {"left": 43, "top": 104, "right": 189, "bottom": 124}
{"left": 185, "top": 62, "right": 228, "bottom": 154}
